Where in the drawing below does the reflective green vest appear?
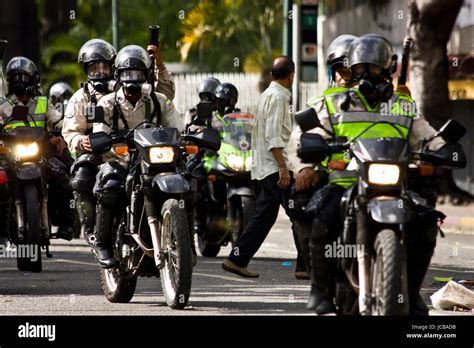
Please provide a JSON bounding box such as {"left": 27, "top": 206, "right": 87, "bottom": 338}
{"left": 323, "top": 89, "right": 416, "bottom": 187}
{"left": 4, "top": 96, "right": 48, "bottom": 130}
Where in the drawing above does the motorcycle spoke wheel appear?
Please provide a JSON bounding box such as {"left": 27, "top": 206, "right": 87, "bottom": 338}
{"left": 159, "top": 199, "right": 193, "bottom": 309}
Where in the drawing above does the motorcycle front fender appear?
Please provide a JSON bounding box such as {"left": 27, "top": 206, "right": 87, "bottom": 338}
{"left": 152, "top": 173, "right": 190, "bottom": 194}
{"left": 16, "top": 163, "right": 42, "bottom": 181}
{"left": 367, "top": 196, "right": 411, "bottom": 224}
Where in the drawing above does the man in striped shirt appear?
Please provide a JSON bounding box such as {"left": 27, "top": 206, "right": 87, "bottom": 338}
{"left": 222, "top": 56, "right": 303, "bottom": 278}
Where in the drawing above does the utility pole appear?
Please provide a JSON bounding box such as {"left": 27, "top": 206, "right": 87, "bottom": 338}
{"left": 283, "top": 0, "right": 293, "bottom": 57}
{"left": 292, "top": 2, "right": 300, "bottom": 110}
{"left": 112, "top": 0, "right": 120, "bottom": 50}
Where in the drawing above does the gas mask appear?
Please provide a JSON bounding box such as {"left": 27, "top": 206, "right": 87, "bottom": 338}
{"left": 353, "top": 64, "right": 393, "bottom": 102}
{"left": 87, "top": 61, "right": 114, "bottom": 94}
{"left": 122, "top": 82, "right": 152, "bottom": 98}
{"left": 119, "top": 70, "right": 151, "bottom": 98}
{"left": 9, "top": 74, "right": 35, "bottom": 97}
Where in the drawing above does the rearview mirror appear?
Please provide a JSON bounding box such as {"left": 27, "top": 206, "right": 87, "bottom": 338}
{"left": 86, "top": 106, "right": 105, "bottom": 124}
{"left": 184, "top": 128, "right": 221, "bottom": 152}
{"left": 437, "top": 119, "right": 466, "bottom": 144}
{"left": 422, "top": 143, "right": 467, "bottom": 169}
{"left": 196, "top": 101, "right": 214, "bottom": 122}
{"left": 297, "top": 133, "right": 329, "bottom": 163}
{"left": 295, "top": 108, "right": 321, "bottom": 132}
{"left": 88, "top": 131, "right": 113, "bottom": 154}
{"left": 10, "top": 105, "right": 29, "bottom": 122}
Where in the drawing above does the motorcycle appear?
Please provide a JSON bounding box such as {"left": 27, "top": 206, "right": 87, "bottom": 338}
{"left": 189, "top": 112, "right": 256, "bottom": 257}
{"left": 0, "top": 105, "right": 60, "bottom": 272}
{"left": 89, "top": 104, "right": 220, "bottom": 309}
{"left": 296, "top": 109, "right": 467, "bottom": 315}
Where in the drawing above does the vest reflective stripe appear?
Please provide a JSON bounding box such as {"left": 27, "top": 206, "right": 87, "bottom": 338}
{"left": 324, "top": 91, "right": 415, "bottom": 186}
{"left": 328, "top": 170, "right": 358, "bottom": 182}
{"left": 4, "top": 97, "right": 48, "bottom": 130}
{"left": 34, "top": 96, "right": 48, "bottom": 114}
{"left": 329, "top": 111, "right": 413, "bottom": 130}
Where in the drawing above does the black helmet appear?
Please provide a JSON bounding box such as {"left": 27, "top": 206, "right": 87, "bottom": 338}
{"left": 114, "top": 45, "right": 152, "bottom": 82}
{"left": 216, "top": 83, "right": 238, "bottom": 115}
{"left": 78, "top": 39, "right": 116, "bottom": 93}
{"left": 49, "top": 82, "right": 74, "bottom": 105}
{"left": 197, "top": 77, "right": 221, "bottom": 101}
{"left": 327, "top": 35, "right": 358, "bottom": 68}
{"left": 216, "top": 83, "right": 238, "bottom": 105}
{"left": 347, "top": 34, "right": 396, "bottom": 71}
{"left": 6, "top": 56, "right": 40, "bottom": 96}
{"left": 348, "top": 34, "right": 396, "bottom": 102}
{"left": 78, "top": 39, "right": 116, "bottom": 72}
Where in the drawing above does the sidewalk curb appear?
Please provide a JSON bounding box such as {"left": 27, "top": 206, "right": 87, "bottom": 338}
{"left": 441, "top": 216, "right": 474, "bottom": 235}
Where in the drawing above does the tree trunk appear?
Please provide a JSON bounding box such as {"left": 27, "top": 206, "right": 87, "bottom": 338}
{"left": 408, "top": 0, "right": 472, "bottom": 205}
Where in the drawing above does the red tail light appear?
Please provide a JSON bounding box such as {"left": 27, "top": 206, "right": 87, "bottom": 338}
{"left": 0, "top": 170, "right": 8, "bottom": 184}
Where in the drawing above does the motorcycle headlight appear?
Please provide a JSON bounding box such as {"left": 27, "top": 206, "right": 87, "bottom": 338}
{"left": 227, "top": 154, "right": 244, "bottom": 171}
{"left": 368, "top": 164, "right": 400, "bottom": 185}
{"left": 245, "top": 156, "right": 252, "bottom": 171}
{"left": 15, "top": 142, "right": 39, "bottom": 158}
{"left": 149, "top": 146, "right": 175, "bottom": 164}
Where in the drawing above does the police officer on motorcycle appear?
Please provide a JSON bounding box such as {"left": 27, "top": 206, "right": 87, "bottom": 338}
{"left": 0, "top": 56, "right": 75, "bottom": 241}
{"left": 63, "top": 39, "right": 177, "bottom": 246}
{"left": 91, "top": 45, "right": 183, "bottom": 268}
{"left": 298, "top": 34, "right": 446, "bottom": 315}
{"left": 62, "top": 39, "right": 117, "bottom": 245}
{"left": 48, "top": 82, "right": 74, "bottom": 131}
{"left": 288, "top": 35, "right": 358, "bottom": 282}
{"left": 214, "top": 82, "right": 240, "bottom": 129}
{"left": 184, "top": 77, "right": 221, "bottom": 127}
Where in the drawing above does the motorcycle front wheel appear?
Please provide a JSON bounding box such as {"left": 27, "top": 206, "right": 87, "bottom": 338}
{"left": 17, "top": 185, "right": 42, "bottom": 273}
{"left": 100, "top": 214, "right": 137, "bottom": 303}
{"left": 101, "top": 267, "right": 137, "bottom": 303}
{"left": 160, "top": 199, "right": 193, "bottom": 309}
{"left": 371, "top": 229, "right": 403, "bottom": 315}
{"left": 230, "top": 195, "right": 255, "bottom": 248}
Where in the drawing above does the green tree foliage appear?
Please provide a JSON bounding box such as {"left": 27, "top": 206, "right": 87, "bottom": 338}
{"left": 39, "top": 0, "right": 283, "bottom": 91}
{"left": 41, "top": 0, "right": 195, "bottom": 91}
{"left": 180, "top": 0, "right": 283, "bottom": 73}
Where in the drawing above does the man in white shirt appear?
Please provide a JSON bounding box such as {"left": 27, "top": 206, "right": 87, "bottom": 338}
{"left": 222, "top": 56, "right": 301, "bottom": 278}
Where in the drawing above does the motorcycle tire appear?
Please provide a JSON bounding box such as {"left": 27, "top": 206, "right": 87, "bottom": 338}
{"left": 17, "top": 185, "right": 42, "bottom": 273}
{"left": 371, "top": 229, "right": 403, "bottom": 315}
{"left": 160, "top": 199, "right": 193, "bottom": 309}
{"left": 230, "top": 195, "right": 255, "bottom": 248}
{"left": 100, "top": 267, "right": 137, "bottom": 303}
{"left": 197, "top": 234, "right": 220, "bottom": 257}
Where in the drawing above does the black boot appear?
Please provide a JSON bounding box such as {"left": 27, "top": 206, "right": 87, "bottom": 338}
{"left": 93, "top": 191, "right": 120, "bottom": 269}
{"left": 407, "top": 246, "right": 434, "bottom": 316}
{"left": 307, "top": 219, "right": 336, "bottom": 315}
{"left": 74, "top": 192, "right": 96, "bottom": 246}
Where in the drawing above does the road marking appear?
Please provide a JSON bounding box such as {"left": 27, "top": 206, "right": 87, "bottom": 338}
{"left": 193, "top": 272, "right": 256, "bottom": 283}
{"left": 52, "top": 259, "right": 98, "bottom": 267}
{"left": 260, "top": 248, "right": 297, "bottom": 255}
{"left": 430, "top": 266, "right": 474, "bottom": 273}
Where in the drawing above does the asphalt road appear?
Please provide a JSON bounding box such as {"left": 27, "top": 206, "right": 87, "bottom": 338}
{"left": 0, "top": 208, "right": 473, "bottom": 316}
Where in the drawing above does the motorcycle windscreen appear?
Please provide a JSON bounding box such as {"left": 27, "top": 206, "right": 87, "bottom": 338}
{"left": 134, "top": 127, "right": 181, "bottom": 149}
{"left": 352, "top": 137, "right": 409, "bottom": 163}
{"left": 8, "top": 126, "right": 46, "bottom": 140}
{"left": 221, "top": 113, "right": 254, "bottom": 152}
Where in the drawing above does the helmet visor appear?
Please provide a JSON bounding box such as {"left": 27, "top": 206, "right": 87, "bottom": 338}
{"left": 87, "top": 62, "right": 112, "bottom": 80}
{"left": 10, "top": 73, "right": 32, "bottom": 83}
{"left": 352, "top": 63, "right": 383, "bottom": 80}
{"left": 119, "top": 69, "right": 146, "bottom": 82}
